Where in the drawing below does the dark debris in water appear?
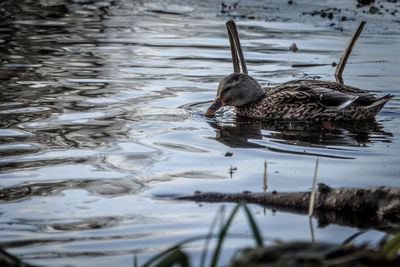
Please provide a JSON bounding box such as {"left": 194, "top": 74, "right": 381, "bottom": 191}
{"left": 217, "top": 0, "right": 400, "bottom": 33}
{"left": 290, "top": 42, "right": 298, "bottom": 52}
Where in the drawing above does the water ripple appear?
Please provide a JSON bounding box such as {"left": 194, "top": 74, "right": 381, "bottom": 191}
{"left": 0, "top": 0, "right": 399, "bottom": 266}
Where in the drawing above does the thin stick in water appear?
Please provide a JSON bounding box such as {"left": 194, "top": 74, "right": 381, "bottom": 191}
{"left": 335, "top": 74, "right": 344, "bottom": 84}
{"left": 309, "top": 216, "right": 315, "bottom": 243}
{"left": 335, "top": 21, "right": 366, "bottom": 80}
{"left": 263, "top": 160, "right": 267, "bottom": 192}
{"left": 308, "top": 158, "right": 319, "bottom": 217}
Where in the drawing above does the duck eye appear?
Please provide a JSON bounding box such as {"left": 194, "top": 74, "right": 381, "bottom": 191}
{"left": 224, "top": 96, "right": 232, "bottom": 103}
{"left": 220, "top": 86, "right": 231, "bottom": 99}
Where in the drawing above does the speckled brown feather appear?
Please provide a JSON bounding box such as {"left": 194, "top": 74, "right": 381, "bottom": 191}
{"left": 235, "top": 79, "right": 393, "bottom": 121}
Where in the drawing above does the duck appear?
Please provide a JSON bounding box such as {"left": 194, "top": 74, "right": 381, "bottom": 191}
{"left": 205, "top": 20, "right": 393, "bottom": 121}
{"left": 205, "top": 73, "right": 393, "bottom": 121}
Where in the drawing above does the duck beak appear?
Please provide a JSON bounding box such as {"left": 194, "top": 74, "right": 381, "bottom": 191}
{"left": 205, "top": 97, "right": 225, "bottom": 117}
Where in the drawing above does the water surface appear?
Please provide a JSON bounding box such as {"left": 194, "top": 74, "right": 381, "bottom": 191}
{"left": 0, "top": 0, "right": 399, "bottom": 266}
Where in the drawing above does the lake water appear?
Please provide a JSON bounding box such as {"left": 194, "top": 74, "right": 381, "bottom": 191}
{"left": 0, "top": 0, "right": 399, "bottom": 266}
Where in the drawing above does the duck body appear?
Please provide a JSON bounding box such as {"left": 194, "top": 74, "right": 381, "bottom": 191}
{"left": 236, "top": 79, "right": 393, "bottom": 121}
{"left": 205, "top": 73, "right": 393, "bottom": 121}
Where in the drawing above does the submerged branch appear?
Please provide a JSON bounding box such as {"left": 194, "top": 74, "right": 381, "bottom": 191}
{"left": 177, "top": 184, "right": 400, "bottom": 232}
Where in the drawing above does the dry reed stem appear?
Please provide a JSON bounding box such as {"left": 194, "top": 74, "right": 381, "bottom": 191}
{"left": 335, "top": 21, "right": 366, "bottom": 81}
{"left": 308, "top": 158, "right": 319, "bottom": 216}
{"left": 226, "top": 19, "right": 248, "bottom": 74}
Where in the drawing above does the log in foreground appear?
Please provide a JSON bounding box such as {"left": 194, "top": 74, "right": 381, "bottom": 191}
{"left": 177, "top": 184, "right": 400, "bottom": 231}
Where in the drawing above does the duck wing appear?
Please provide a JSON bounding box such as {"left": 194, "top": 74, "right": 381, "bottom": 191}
{"left": 269, "top": 79, "right": 368, "bottom": 94}
{"left": 312, "top": 87, "right": 360, "bottom": 109}
{"left": 271, "top": 82, "right": 380, "bottom": 109}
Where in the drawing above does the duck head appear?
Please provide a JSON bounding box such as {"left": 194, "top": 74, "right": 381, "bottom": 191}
{"left": 205, "top": 73, "right": 264, "bottom": 116}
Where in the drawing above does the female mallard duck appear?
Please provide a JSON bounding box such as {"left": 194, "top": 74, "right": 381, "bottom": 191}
{"left": 205, "top": 73, "right": 393, "bottom": 121}
{"left": 205, "top": 20, "right": 393, "bottom": 121}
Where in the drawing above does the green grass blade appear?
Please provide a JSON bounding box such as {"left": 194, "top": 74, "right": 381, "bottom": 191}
{"left": 210, "top": 202, "right": 243, "bottom": 267}
{"left": 243, "top": 204, "right": 263, "bottom": 247}
{"left": 342, "top": 230, "right": 366, "bottom": 245}
{"left": 142, "top": 235, "right": 207, "bottom": 267}
{"left": 133, "top": 254, "right": 138, "bottom": 267}
{"left": 200, "top": 205, "right": 225, "bottom": 267}
{"left": 381, "top": 231, "right": 400, "bottom": 258}
{"left": 153, "top": 249, "right": 189, "bottom": 267}
{"left": 378, "top": 233, "right": 390, "bottom": 249}
{"left": 218, "top": 205, "right": 226, "bottom": 231}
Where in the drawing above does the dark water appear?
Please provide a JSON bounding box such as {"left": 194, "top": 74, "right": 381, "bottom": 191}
{"left": 0, "top": 0, "right": 399, "bottom": 266}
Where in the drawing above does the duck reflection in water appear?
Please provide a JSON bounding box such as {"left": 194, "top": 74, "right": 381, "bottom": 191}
{"left": 208, "top": 118, "right": 392, "bottom": 158}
